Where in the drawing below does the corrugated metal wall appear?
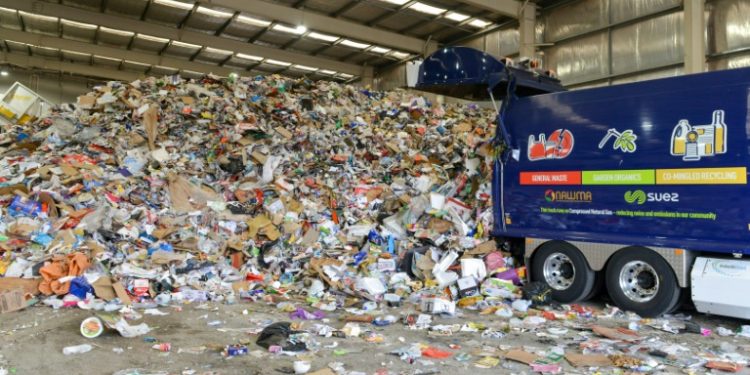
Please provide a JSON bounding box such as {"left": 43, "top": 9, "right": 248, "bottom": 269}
{"left": 511, "top": 0, "right": 748, "bottom": 88}
{"left": 375, "top": 0, "right": 750, "bottom": 90}
{"left": 539, "top": 0, "right": 684, "bottom": 87}
{"left": 707, "top": 0, "right": 750, "bottom": 71}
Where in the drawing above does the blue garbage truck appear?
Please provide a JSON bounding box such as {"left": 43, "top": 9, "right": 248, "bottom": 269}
{"left": 417, "top": 46, "right": 750, "bottom": 318}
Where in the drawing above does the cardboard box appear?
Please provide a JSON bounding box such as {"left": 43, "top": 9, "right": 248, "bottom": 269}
{"left": 0, "top": 289, "right": 26, "bottom": 314}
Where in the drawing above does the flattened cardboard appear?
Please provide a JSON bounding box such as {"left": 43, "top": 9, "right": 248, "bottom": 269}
{"left": 310, "top": 258, "right": 344, "bottom": 290}
{"left": 465, "top": 240, "right": 497, "bottom": 255}
{"left": 275, "top": 126, "right": 293, "bottom": 140}
{"left": 251, "top": 151, "right": 268, "bottom": 164}
{"left": 112, "top": 280, "right": 132, "bottom": 305}
{"left": 565, "top": 353, "right": 613, "bottom": 367}
{"left": 0, "top": 184, "right": 28, "bottom": 196}
{"left": 92, "top": 277, "right": 116, "bottom": 301}
{"left": 143, "top": 105, "right": 159, "bottom": 150}
{"left": 0, "top": 289, "right": 26, "bottom": 314}
{"left": 504, "top": 349, "right": 540, "bottom": 365}
{"left": 77, "top": 95, "right": 97, "bottom": 109}
{"left": 231, "top": 281, "right": 254, "bottom": 293}
{"left": 591, "top": 325, "right": 641, "bottom": 342}
{"left": 0, "top": 277, "right": 41, "bottom": 295}
{"left": 308, "top": 369, "right": 336, "bottom": 375}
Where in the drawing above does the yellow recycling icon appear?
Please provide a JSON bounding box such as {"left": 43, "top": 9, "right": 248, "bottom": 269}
{"left": 671, "top": 109, "right": 727, "bottom": 161}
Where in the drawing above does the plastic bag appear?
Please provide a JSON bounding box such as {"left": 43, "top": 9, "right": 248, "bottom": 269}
{"left": 256, "top": 322, "right": 307, "bottom": 352}
{"left": 521, "top": 281, "right": 552, "bottom": 307}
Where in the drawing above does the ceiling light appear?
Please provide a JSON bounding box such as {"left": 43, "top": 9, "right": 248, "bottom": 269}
{"left": 408, "top": 2, "right": 446, "bottom": 15}
{"left": 379, "top": 0, "right": 409, "bottom": 5}
{"left": 339, "top": 73, "right": 354, "bottom": 79}
{"left": 36, "top": 46, "right": 58, "bottom": 53}
{"left": 61, "top": 19, "right": 97, "bottom": 29}
{"left": 196, "top": 6, "right": 233, "bottom": 18}
{"left": 236, "top": 14, "right": 271, "bottom": 27}
{"left": 236, "top": 53, "right": 263, "bottom": 61}
{"left": 100, "top": 27, "right": 134, "bottom": 37}
{"left": 155, "top": 65, "right": 178, "bottom": 71}
{"left": 137, "top": 34, "right": 169, "bottom": 43}
{"left": 468, "top": 19, "right": 491, "bottom": 28}
{"left": 182, "top": 69, "right": 203, "bottom": 76}
{"left": 204, "top": 47, "right": 232, "bottom": 55}
{"left": 370, "top": 46, "right": 391, "bottom": 54}
{"left": 391, "top": 51, "right": 410, "bottom": 59}
{"left": 319, "top": 69, "right": 337, "bottom": 75}
{"left": 19, "top": 11, "right": 58, "bottom": 22}
{"left": 62, "top": 49, "right": 90, "bottom": 57}
{"left": 153, "top": 0, "right": 194, "bottom": 11}
{"left": 265, "top": 59, "right": 291, "bottom": 66}
{"left": 0, "top": 7, "right": 15, "bottom": 13}
{"left": 94, "top": 55, "right": 121, "bottom": 62}
{"left": 272, "top": 24, "right": 307, "bottom": 35}
{"left": 445, "top": 12, "right": 470, "bottom": 22}
{"left": 293, "top": 64, "right": 317, "bottom": 71}
{"left": 340, "top": 39, "right": 370, "bottom": 49}
{"left": 307, "top": 32, "right": 339, "bottom": 42}
{"left": 124, "top": 60, "right": 150, "bottom": 67}
{"left": 0, "top": 71, "right": 8, "bottom": 77}
{"left": 171, "top": 40, "right": 201, "bottom": 49}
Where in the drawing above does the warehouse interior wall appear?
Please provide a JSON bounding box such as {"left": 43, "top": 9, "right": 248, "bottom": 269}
{"left": 376, "top": 0, "right": 750, "bottom": 91}
{"left": 0, "top": 66, "right": 99, "bottom": 105}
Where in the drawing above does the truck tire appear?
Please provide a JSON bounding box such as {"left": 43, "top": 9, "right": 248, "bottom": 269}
{"left": 605, "top": 247, "right": 681, "bottom": 317}
{"left": 530, "top": 241, "right": 595, "bottom": 303}
{"left": 583, "top": 272, "right": 604, "bottom": 301}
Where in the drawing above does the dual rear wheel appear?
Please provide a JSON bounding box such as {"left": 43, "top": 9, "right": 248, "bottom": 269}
{"left": 531, "top": 241, "right": 681, "bottom": 317}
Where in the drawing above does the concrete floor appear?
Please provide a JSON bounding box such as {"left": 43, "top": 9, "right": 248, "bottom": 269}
{"left": 0, "top": 300, "right": 748, "bottom": 375}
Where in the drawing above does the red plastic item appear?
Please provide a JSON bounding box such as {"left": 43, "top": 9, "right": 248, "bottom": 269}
{"left": 246, "top": 273, "right": 265, "bottom": 282}
{"left": 421, "top": 347, "right": 453, "bottom": 359}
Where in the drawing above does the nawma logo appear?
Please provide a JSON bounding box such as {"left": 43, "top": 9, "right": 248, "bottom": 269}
{"left": 544, "top": 189, "right": 555, "bottom": 202}
{"left": 624, "top": 190, "right": 647, "bottom": 205}
{"left": 545, "top": 189, "right": 592, "bottom": 203}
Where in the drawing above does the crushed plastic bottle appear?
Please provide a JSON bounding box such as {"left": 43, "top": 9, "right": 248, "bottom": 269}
{"left": 62, "top": 344, "right": 93, "bottom": 355}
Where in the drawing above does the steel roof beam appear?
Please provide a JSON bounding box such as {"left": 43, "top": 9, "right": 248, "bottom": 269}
{"left": 0, "top": 51, "right": 141, "bottom": 81}
{"left": 452, "top": 0, "right": 521, "bottom": 18}
{"left": 205, "top": 0, "right": 437, "bottom": 54}
{"left": 0, "top": 28, "right": 237, "bottom": 77}
{"left": 0, "top": 0, "right": 364, "bottom": 76}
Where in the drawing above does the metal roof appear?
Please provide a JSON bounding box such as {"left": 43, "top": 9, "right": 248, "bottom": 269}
{"left": 0, "top": 0, "right": 544, "bottom": 83}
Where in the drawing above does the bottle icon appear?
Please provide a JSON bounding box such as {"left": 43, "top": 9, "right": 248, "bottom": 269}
{"left": 670, "top": 110, "right": 727, "bottom": 161}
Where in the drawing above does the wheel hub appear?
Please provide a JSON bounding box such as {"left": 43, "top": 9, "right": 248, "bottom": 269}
{"left": 618, "top": 261, "right": 659, "bottom": 303}
{"left": 542, "top": 252, "right": 576, "bottom": 291}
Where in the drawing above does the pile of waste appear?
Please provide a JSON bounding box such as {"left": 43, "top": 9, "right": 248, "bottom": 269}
{"left": 0, "top": 73, "right": 507, "bottom": 315}
{"left": 2, "top": 74, "right": 750, "bottom": 374}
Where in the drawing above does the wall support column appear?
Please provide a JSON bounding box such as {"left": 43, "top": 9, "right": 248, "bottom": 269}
{"left": 361, "top": 66, "right": 374, "bottom": 87}
{"left": 684, "top": 0, "right": 705, "bottom": 74}
{"left": 519, "top": 2, "right": 536, "bottom": 58}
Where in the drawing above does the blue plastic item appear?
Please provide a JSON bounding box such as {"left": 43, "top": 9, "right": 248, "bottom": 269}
{"left": 69, "top": 277, "right": 94, "bottom": 299}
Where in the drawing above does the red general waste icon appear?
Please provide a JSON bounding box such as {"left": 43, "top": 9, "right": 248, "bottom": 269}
{"left": 527, "top": 129, "right": 575, "bottom": 161}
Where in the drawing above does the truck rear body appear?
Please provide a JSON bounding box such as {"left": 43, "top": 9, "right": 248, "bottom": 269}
{"left": 493, "top": 68, "right": 750, "bottom": 255}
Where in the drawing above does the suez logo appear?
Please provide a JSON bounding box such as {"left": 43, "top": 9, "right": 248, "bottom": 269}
{"left": 624, "top": 190, "right": 679, "bottom": 205}
{"left": 544, "top": 189, "right": 592, "bottom": 203}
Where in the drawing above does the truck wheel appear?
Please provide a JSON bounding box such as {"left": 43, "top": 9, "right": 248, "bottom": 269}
{"left": 605, "top": 247, "right": 680, "bottom": 317}
{"left": 531, "top": 241, "right": 595, "bottom": 303}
